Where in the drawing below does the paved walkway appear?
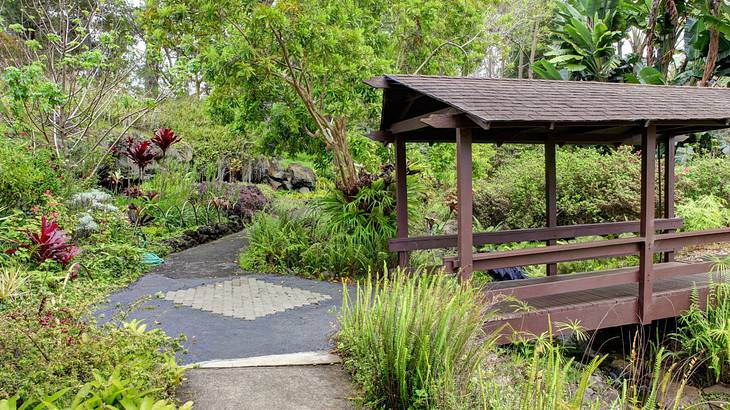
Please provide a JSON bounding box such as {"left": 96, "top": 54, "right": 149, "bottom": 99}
{"left": 96, "top": 232, "right": 355, "bottom": 409}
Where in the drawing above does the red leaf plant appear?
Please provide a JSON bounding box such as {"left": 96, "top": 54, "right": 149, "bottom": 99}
{"left": 22, "top": 216, "right": 80, "bottom": 266}
{"left": 124, "top": 140, "right": 158, "bottom": 179}
{"left": 151, "top": 128, "right": 181, "bottom": 158}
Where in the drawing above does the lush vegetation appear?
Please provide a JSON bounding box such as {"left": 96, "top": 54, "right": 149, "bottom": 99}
{"left": 338, "top": 269, "right": 728, "bottom": 409}
{"left": 2, "top": 0, "right": 730, "bottom": 407}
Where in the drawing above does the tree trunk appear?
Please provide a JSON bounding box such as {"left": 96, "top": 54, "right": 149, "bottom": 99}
{"left": 645, "top": 0, "right": 661, "bottom": 67}
{"left": 330, "top": 118, "right": 358, "bottom": 189}
{"left": 700, "top": 0, "right": 721, "bottom": 87}
{"left": 528, "top": 21, "right": 539, "bottom": 79}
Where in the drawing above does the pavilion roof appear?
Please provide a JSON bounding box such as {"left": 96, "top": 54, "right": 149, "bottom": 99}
{"left": 367, "top": 75, "right": 730, "bottom": 144}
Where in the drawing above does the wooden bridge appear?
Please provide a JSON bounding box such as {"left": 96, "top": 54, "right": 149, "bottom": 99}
{"left": 367, "top": 75, "right": 730, "bottom": 341}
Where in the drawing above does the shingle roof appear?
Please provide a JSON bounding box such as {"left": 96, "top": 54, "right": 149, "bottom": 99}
{"left": 383, "top": 75, "right": 730, "bottom": 123}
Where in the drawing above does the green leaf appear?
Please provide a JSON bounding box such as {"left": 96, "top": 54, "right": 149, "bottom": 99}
{"left": 638, "top": 66, "right": 666, "bottom": 85}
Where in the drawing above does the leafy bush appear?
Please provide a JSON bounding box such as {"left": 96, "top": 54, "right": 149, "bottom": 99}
{"left": 240, "top": 174, "right": 418, "bottom": 277}
{"left": 676, "top": 157, "right": 730, "bottom": 202}
{"left": 0, "top": 138, "right": 61, "bottom": 210}
{"left": 676, "top": 195, "right": 730, "bottom": 231}
{"left": 0, "top": 369, "right": 192, "bottom": 410}
{"left": 337, "top": 270, "right": 492, "bottom": 409}
{"left": 0, "top": 305, "right": 185, "bottom": 405}
{"left": 474, "top": 147, "right": 641, "bottom": 229}
{"left": 672, "top": 263, "right": 730, "bottom": 384}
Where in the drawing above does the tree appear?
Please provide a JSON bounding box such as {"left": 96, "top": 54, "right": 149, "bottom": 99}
{"left": 0, "top": 0, "right": 162, "bottom": 176}
{"left": 144, "top": 0, "right": 494, "bottom": 189}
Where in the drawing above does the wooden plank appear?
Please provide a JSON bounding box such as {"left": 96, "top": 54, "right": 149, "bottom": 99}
{"left": 395, "top": 135, "right": 408, "bottom": 268}
{"left": 486, "top": 272, "right": 721, "bottom": 343}
{"left": 483, "top": 262, "right": 714, "bottom": 300}
{"left": 639, "top": 124, "right": 656, "bottom": 324}
{"left": 445, "top": 237, "right": 644, "bottom": 271}
{"left": 388, "top": 218, "right": 684, "bottom": 252}
{"left": 655, "top": 227, "right": 730, "bottom": 251}
{"left": 456, "top": 128, "right": 474, "bottom": 281}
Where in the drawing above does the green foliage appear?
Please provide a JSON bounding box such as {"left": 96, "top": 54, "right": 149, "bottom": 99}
{"left": 676, "top": 195, "right": 730, "bottom": 231}
{"left": 0, "top": 305, "right": 185, "bottom": 405}
{"left": 474, "top": 146, "right": 640, "bottom": 229}
{"left": 0, "top": 138, "right": 62, "bottom": 209}
{"left": 478, "top": 337, "right": 606, "bottom": 409}
{"left": 141, "top": 97, "right": 251, "bottom": 178}
{"left": 676, "top": 156, "right": 730, "bottom": 202}
{"left": 240, "top": 194, "right": 395, "bottom": 278}
{"left": 0, "top": 368, "right": 192, "bottom": 409}
{"left": 337, "top": 269, "right": 493, "bottom": 409}
{"left": 241, "top": 174, "right": 420, "bottom": 277}
{"left": 540, "top": 1, "right": 625, "bottom": 81}
{"left": 672, "top": 264, "right": 730, "bottom": 384}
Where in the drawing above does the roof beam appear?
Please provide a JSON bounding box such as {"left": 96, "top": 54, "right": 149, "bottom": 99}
{"left": 388, "top": 107, "right": 458, "bottom": 134}
{"left": 420, "top": 113, "right": 480, "bottom": 129}
{"left": 364, "top": 76, "right": 389, "bottom": 88}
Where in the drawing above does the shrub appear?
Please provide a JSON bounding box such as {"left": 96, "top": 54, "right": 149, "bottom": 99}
{"left": 337, "top": 270, "right": 493, "bottom": 409}
{"left": 0, "top": 305, "right": 185, "bottom": 405}
{"left": 676, "top": 195, "right": 730, "bottom": 231}
{"left": 672, "top": 263, "right": 730, "bottom": 384}
{"left": 0, "top": 138, "right": 61, "bottom": 210}
{"left": 474, "top": 147, "right": 641, "bottom": 229}
{"left": 676, "top": 157, "right": 730, "bottom": 202}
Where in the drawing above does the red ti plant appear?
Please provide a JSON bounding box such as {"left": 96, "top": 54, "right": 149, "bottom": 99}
{"left": 23, "top": 216, "right": 80, "bottom": 266}
{"left": 151, "top": 128, "right": 180, "bottom": 158}
{"left": 124, "top": 140, "right": 158, "bottom": 180}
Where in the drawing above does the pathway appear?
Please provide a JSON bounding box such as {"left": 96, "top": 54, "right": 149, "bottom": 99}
{"left": 96, "top": 231, "right": 355, "bottom": 409}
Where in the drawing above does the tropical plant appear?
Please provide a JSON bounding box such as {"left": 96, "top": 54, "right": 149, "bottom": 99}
{"left": 18, "top": 216, "right": 80, "bottom": 267}
{"left": 672, "top": 262, "right": 730, "bottom": 384}
{"left": 151, "top": 128, "right": 181, "bottom": 158}
{"left": 124, "top": 140, "right": 158, "bottom": 180}
{"left": 337, "top": 269, "right": 494, "bottom": 409}
{"left": 536, "top": 2, "right": 625, "bottom": 81}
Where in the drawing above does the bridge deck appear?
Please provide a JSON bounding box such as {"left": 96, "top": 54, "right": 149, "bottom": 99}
{"left": 483, "top": 265, "right": 722, "bottom": 342}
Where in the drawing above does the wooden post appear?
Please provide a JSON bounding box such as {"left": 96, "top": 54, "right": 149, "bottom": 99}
{"left": 663, "top": 135, "right": 676, "bottom": 263}
{"left": 456, "top": 128, "right": 474, "bottom": 281}
{"left": 395, "top": 136, "right": 409, "bottom": 268}
{"left": 545, "top": 140, "right": 558, "bottom": 276}
{"left": 639, "top": 125, "right": 657, "bottom": 324}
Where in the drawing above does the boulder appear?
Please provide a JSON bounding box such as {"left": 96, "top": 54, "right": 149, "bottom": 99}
{"left": 267, "top": 161, "right": 287, "bottom": 181}
{"left": 287, "top": 163, "right": 317, "bottom": 189}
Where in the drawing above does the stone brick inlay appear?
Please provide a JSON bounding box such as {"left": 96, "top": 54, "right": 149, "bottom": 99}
{"left": 164, "top": 278, "right": 331, "bottom": 320}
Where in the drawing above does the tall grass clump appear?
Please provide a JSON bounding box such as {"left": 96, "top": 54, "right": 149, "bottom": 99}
{"left": 672, "top": 261, "right": 730, "bottom": 384}
{"left": 337, "top": 269, "right": 493, "bottom": 409}
{"left": 478, "top": 333, "right": 606, "bottom": 410}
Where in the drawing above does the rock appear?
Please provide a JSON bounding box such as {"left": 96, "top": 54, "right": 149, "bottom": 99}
{"left": 287, "top": 163, "right": 316, "bottom": 189}
{"left": 442, "top": 219, "right": 458, "bottom": 235}
{"left": 298, "top": 187, "right": 311, "bottom": 194}
{"left": 267, "top": 161, "right": 287, "bottom": 181}
{"left": 662, "top": 382, "right": 703, "bottom": 407}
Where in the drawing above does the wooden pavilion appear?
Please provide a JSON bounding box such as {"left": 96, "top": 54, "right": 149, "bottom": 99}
{"left": 366, "top": 75, "right": 730, "bottom": 340}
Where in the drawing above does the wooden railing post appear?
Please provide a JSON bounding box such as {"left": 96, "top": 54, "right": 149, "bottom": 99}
{"left": 457, "top": 128, "right": 474, "bottom": 281}
{"left": 639, "top": 124, "right": 657, "bottom": 324}
{"left": 663, "top": 135, "right": 676, "bottom": 262}
{"left": 545, "top": 140, "right": 558, "bottom": 276}
{"left": 395, "top": 135, "right": 409, "bottom": 268}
